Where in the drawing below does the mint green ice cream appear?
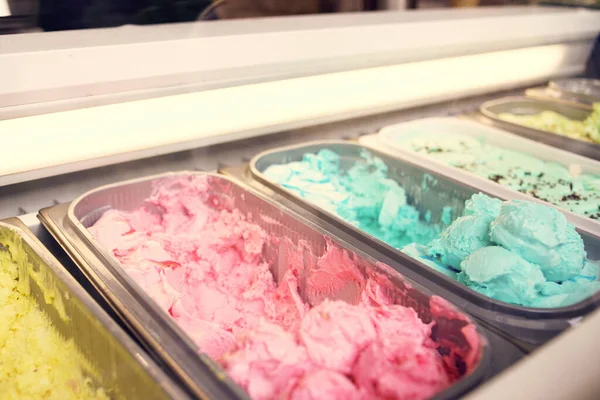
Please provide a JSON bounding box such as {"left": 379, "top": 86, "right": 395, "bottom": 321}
{"left": 392, "top": 134, "right": 600, "bottom": 221}
{"left": 263, "top": 150, "right": 600, "bottom": 308}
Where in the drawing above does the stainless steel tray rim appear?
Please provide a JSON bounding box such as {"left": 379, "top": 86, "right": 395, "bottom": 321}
{"left": 249, "top": 139, "right": 351, "bottom": 172}
{"left": 549, "top": 79, "right": 600, "bottom": 103}
{"left": 0, "top": 219, "right": 190, "bottom": 400}
{"left": 481, "top": 95, "right": 594, "bottom": 116}
{"left": 524, "top": 87, "right": 596, "bottom": 110}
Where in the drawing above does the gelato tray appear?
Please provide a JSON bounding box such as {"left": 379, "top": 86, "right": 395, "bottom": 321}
{"left": 525, "top": 86, "right": 595, "bottom": 110}
{"left": 245, "top": 140, "right": 600, "bottom": 347}
{"left": 549, "top": 78, "right": 600, "bottom": 105}
{"left": 479, "top": 96, "right": 600, "bottom": 160}
{"left": 0, "top": 218, "right": 188, "bottom": 400}
{"left": 525, "top": 79, "right": 600, "bottom": 108}
{"left": 39, "top": 172, "right": 490, "bottom": 400}
{"left": 371, "top": 117, "right": 600, "bottom": 231}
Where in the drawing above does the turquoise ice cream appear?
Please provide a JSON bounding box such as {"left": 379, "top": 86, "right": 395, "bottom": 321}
{"left": 263, "top": 149, "right": 444, "bottom": 248}
{"left": 427, "top": 194, "right": 501, "bottom": 270}
{"left": 401, "top": 243, "right": 458, "bottom": 279}
{"left": 457, "top": 247, "right": 600, "bottom": 308}
{"left": 427, "top": 215, "right": 492, "bottom": 270}
{"left": 427, "top": 199, "right": 599, "bottom": 307}
{"left": 263, "top": 149, "right": 600, "bottom": 308}
{"left": 457, "top": 246, "right": 547, "bottom": 306}
{"left": 536, "top": 260, "right": 600, "bottom": 308}
{"left": 489, "top": 201, "right": 585, "bottom": 282}
{"left": 464, "top": 193, "right": 503, "bottom": 220}
{"left": 391, "top": 134, "right": 600, "bottom": 221}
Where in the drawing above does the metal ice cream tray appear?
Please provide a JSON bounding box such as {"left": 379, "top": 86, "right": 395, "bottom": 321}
{"left": 479, "top": 96, "right": 600, "bottom": 161}
{"left": 524, "top": 87, "right": 595, "bottom": 110}
{"left": 549, "top": 78, "right": 600, "bottom": 105}
{"left": 0, "top": 218, "right": 189, "bottom": 400}
{"left": 240, "top": 140, "right": 600, "bottom": 349}
{"left": 38, "top": 172, "right": 491, "bottom": 400}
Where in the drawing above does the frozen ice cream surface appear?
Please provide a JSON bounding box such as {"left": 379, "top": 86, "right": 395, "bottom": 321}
{"left": 425, "top": 194, "right": 502, "bottom": 271}
{"left": 421, "top": 195, "right": 600, "bottom": 308}
{"left": 0, "top": 243, "right": 108, "bottom": 400}
{"left": 393, "top": 133, "right": 600, "bottom": 220}
{"left": 427, "top": 215, "right": 492, "bottom": 271}
{"left": 401, "top": 244, "right": 458, "bottom": 279}
{"left": 89, "top": 175, "right": 479, "bottom": 400}
{"left": 585, "top": 103, "right": 600, "bottom": 143}
{"left": 489, "top": 201, "right": 586, "bottom": 282}
{"left": 263, "top": 149, "right": 443, "bottom": 248}
{"left": 498, "top": 103, "right": 600, "bottom": 144}
{"left": 498, "top": 111, "right": 591, "bottom": 142}
{"left": 457, "top": 246, "right": 547, "bottom": 306}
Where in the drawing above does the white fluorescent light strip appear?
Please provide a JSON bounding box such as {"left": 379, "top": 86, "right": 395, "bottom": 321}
{"left": 0, "top": 43, "right": 590, "bottom": 186}
{"left": 0, "top": 1, "right": 11, "bottom": 18}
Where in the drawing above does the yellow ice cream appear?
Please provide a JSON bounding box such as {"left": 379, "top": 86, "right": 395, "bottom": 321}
{"left": 0, "top": 248, "right": 108, "bottom": 400}
{"left": 498, "top": 102, "right": 600, "bottom": 144}
{"left": 585, "top": 103, "right": 600, "bottom": 143}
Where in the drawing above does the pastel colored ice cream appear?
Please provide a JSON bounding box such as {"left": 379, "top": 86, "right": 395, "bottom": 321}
{"left": 497, "top": 111, "right": 589, "bottom": 143}
{"left": 262, "top": 150, "right": 599, "bottom": 308}
{"left": 89, "top": 175, "right": 479, "bottom": 400}
{"left": 263, "top": 149, "right": 445, "bottom": 248}
{"left": 498, "top": 102, "right": 600, "bottom": 144}
{"left": 427, "top": 196, "right": 600, "bottom": 307}
{"left": 391, "top": 133, "right": 600, "bottom": 220}
{"left": 586, "top": 103, "right": 600, "bottom": 143}
{"left": 0, "top": 244, "right": 108, "bottom": 399}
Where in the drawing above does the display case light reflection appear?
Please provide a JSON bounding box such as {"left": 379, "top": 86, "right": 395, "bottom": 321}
{"left": 0, "top": 43, "right": 589, "bottom": 187}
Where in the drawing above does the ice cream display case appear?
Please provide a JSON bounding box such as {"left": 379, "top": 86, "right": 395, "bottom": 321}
{"left": 2, "top": 5, "right": 600, "bottom": 400}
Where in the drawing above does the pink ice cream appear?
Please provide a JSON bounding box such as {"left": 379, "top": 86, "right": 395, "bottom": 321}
{"left": 88, "top": 175, "right": 481, "bottom": 400}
